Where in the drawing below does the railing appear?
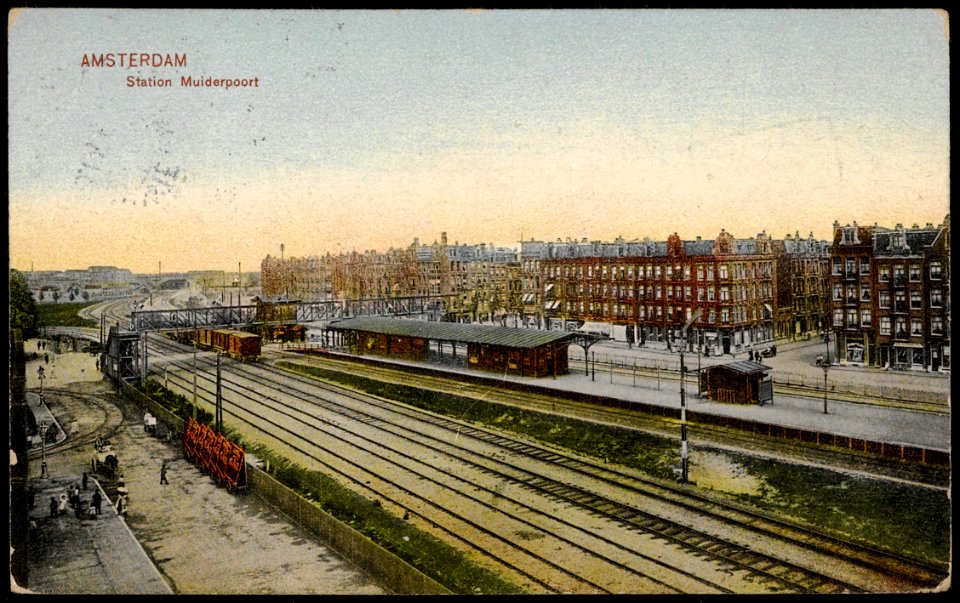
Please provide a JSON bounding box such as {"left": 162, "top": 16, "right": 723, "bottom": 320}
{"left": 564, "top": 349, "right": 947, "bottom": 405}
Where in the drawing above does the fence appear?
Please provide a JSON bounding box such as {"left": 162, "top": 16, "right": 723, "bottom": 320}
{"left": 566, "top": 350, "right": 947, "bottom": 406}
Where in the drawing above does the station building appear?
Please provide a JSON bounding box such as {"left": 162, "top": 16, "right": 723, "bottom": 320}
{"left": 323, "top": 317, "right": 576, "bottom": 378}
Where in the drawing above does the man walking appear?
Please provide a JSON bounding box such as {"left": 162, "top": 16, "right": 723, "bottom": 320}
{"left": 160, "top": 462, "right": 169, "bottom": 485}
{"left": 92, "top": 489, "right": 102, "bottom": 515}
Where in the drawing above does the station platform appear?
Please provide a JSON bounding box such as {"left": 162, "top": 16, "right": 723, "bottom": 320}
{"left": 278, "top": 344, "right": 950, "bottom": 453}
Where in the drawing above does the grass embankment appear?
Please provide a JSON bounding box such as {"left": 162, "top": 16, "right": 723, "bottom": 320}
{"left": 276, "top": 360, "right": 951, "bottom": 567}
{"left": 38, "top": 302, "right": 98, "bottom": 327}
{"left": 135, "top": 379, "right": 522, "bottom": 595}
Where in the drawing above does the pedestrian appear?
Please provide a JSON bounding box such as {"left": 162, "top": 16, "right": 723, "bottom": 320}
{"left": 70, "top": 485, "right": 80, "bottom": 509}
{"left": 87, "top": 501, "right": 97, "bottom": 520}
{"left": 57, "top": 493, "right": 68, "bottom": 516}
{"left": 115, "top": 494, "right": 128, "bottom": 517}
{"left": 160, "top": 462, "right": 169, "bottom": 485}
{"left": 92, "top": 490, "right": 102, "bottom": 515}
{"left": 95, "top": 358, "right": 100, "bottom": 371}
{"left": 82, "top": 472, "right": 88, "bottom": 490}
{"left": 49, "top": 497, "right": 58, "bottom": 518}
{"left": 44, "top": 353, "right": 49, "bottom": 364}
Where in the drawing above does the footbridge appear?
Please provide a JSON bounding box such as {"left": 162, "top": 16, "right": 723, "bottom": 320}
{"left": 131, "top": 295, "right": 453, "bottom": 331}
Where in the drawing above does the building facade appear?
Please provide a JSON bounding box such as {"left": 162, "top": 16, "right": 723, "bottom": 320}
{"left": 829, "top": 217, "right": 950, "bottom": 371}
{"left": 537, "top": 230, "right": 776, "bottom": 355}
{"left": 771, "top": 233, "right": 831, "bottom": 340}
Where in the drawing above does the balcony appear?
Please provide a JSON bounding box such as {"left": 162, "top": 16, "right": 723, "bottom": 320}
{"left": 893, "top": 302, "right": 907, "bottom": 314}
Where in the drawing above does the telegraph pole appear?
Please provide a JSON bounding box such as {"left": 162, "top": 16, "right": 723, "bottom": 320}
{"left": 215, "top": 352, "right": 223, "bottom": 433}
{"left": 679, "top": 310, "right": 702, "bottom": 484}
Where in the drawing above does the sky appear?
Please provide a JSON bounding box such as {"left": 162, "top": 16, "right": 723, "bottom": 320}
{"left": 7, "top": 9, "right": 951, "bottom": 274}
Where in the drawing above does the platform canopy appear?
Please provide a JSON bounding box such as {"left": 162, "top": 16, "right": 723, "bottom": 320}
{"left": 326, "top": 317, "right": 577, "bottom": 349}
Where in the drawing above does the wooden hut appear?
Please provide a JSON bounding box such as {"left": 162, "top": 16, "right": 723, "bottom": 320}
{"left": 699, "top": 360, "right": 773, "bottom": 405}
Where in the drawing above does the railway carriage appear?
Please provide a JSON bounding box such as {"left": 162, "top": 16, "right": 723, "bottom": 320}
{"left": 170, "top": 327, "right": 261, "bottom": 361}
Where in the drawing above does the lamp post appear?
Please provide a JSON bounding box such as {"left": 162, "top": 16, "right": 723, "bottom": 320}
{"left": 678, "top": 310, "right": 702, "bottom": 484}
{"left": 39, "top": 421, "right": 49, "bottom": 478}
{"left": 823, "top": 330, "right": 830, "bottom": 414}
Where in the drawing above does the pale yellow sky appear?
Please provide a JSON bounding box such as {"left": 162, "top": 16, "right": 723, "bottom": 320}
{"left": 8, "top": 9, "right": 950, "bottom": 273}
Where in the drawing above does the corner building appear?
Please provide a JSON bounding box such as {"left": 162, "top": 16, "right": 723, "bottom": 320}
{"left": 830, "top": 216, "right": 950, "bottom": 371}
{"left": 538, "top": 230, "right": 776, "bottom": 356}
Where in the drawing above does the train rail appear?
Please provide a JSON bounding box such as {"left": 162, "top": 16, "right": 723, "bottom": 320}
{"left": 144, "top": 334, "right": 948, "bottom": 594}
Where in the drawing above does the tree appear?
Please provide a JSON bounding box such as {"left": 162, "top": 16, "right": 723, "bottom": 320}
{"left": 9, "top": 269, "right": 40, "bottom": 339}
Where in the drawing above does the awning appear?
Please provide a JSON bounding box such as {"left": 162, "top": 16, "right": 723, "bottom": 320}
{"left": 522, "top": 293, "right": 535, "bottom": 303}
{"left": 544, "top": 284, "right": 554, "bottom": 292}
{"left": 763, "top": 303, "right": 773, "bottom": 317}
{"left": 893, "top": 342, "right": 924, "bottom": 349}
{"left": 544, "top": 301, "right": 560, "bottom": 311}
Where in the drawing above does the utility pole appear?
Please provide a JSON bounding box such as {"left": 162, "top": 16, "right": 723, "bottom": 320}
{"left": 823, "top": 330, "right": 831, "bottom": 414}
{"left": 679, "top": 310, "right": 702, "bottom": 484}
{"left": 193, "top": 328, "right": 198, "bottom": 421}
{"left": 216, "top": 352, "right": 223, "bottom": 433}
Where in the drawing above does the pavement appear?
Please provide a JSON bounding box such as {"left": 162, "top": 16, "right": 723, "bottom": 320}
{"left": 15, "top": 340, "right": 385, "bottom": 595}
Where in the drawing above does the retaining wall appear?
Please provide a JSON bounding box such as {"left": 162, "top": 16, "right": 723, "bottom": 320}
{"left": 120, "top": 380, "right": 451, "bottom": 595}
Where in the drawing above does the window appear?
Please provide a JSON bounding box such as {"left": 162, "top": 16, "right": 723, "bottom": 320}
{"left": 847, "top": 309, "right": 858, "bottom": 328}
{"left": 696, "top": 266, "right": 704, "bottom": 280}
{"left": 880, "top": 316, "right": 891, "bottom": 335}
{"left": 684, "top": 286, "right": 692, "bottom": 301}
{"left": 895, "top": 318, "right": 907, "bottom": 339}
{"left": 911, "top": 318, "right": 922, "bottom": 336}
{"left": 846, "top": 258, "right": 856, "bottom": 275}
{"left": 879, "top": 266, "right": 890, "bottom": 282}
{"left": 910, "top": 291, "right": 922, "bottom": 309}
{"left": 833, "top": 309, "right": 843, "bottom": 326}
{"left": 842, "top": 227, "right": 860, "bottom": 245}
{"left": 894, "top": 292, "right": 906, "bottom": 312}
{"left": 706, "top": 267, "right": 714, "bottom": 281}
{"left": 930, "top": 261, "right": 942, "bottom": 280}
{"left": 909, "top": 264, "right": 921, "bottom": 281}
{"left": 861, "top": 309, "right": 872, "bottom": 326}
{"left": 708, "top": 310, "right": 716, "bottom": 324}
{"left": 683, "top": 266, "right": 691, "bottom": 280}
{"left": 931, "top": 316, "right": 944, "bottom": 334}
{"left": 697, "top": 288, "right": 705, "bottom": 301}
{"left": 719, "top": 264, "right": 729, "bottom": 279}
{"left": 860, "top": 257, "right": 870, "bottom": 274}
{"left": 832, "top": 258, "right": 842, "bottom": 275}
{"left": 846, "top": 286, "right": 857, "bottom": 303}
{"left": 860, "top": 286, "right": 871, "bottom": 301}
{"left": 833, "top": 284, "right": 842, "bottom": 300}
{"left": 931, "top": 289, "right": 942, "bottom": 307}
{"left": 893, "top": 265, "right": 905, "bottom": 284}
{"left": 720, "top": 286, "right": 730, "bottom": 301}
{"left": 707, "top": 288, "right": 715, "bottom": 301}
{"left": 879, "top": 291, "right": 890, "bottom": 308}
{"left": 721, "top": 308, "right": 730, "bottom": 323}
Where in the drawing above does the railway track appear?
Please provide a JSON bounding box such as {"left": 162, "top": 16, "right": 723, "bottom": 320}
{"left": 145, "top": 334, "right": 946, "bottom": 594}
{"left": 275, "top": 351, "right": 951, "bottom": 489}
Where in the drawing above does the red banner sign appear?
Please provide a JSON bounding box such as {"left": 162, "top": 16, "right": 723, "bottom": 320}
{"left": 182, "top": 419, "right": 247, "bottom": 489}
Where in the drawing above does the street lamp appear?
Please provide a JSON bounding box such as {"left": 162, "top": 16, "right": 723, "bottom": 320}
{"left": 39, "top": 421, "right": 49, "bottom": 478}
{"left": 823, "top": 331, "right": 830, "bottom": 414}
{"left": 678, "top": 310, "right": 703, "bottom": 484}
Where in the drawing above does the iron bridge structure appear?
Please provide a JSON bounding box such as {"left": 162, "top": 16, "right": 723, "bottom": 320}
{"left": 131, "top": 295, "right": 454, "bottom": 332}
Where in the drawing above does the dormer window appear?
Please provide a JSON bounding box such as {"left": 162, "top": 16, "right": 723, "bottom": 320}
{"left": 841, "top": 227, "right": 860, "bottom": 245}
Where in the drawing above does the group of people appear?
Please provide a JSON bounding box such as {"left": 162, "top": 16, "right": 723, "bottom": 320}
{"left": 48, "top": 481, "right": 102, "bottom": 520}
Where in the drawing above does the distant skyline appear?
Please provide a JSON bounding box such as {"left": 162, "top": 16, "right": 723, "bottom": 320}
{"left": 8, "top": 9, "right": 950, "bottom": 273}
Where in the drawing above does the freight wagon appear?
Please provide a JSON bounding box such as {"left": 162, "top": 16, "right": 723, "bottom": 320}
{"left": 170, "top": 328, "right": 261, "bottom": 361}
